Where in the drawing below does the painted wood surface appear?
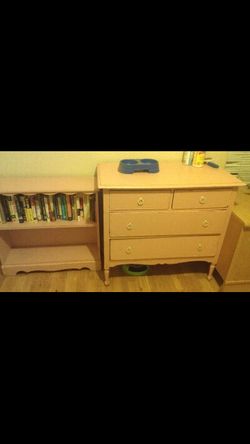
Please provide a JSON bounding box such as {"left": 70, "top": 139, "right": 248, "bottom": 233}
{"left": 98, "top": 161, "right": 245, "bottom": 190}
{"left": 98, "top": 161, "right": 244, "bottom": 285}
{"left": 0, "top": 176, "right": 95, "bottom": 194}
{"left": 216, "top": 187, "right": 250, "bottom": 291}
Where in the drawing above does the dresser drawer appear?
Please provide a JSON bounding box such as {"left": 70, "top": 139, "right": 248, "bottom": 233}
{"left": 173, "top": 189, "right": 233, "bottom": 209}
{"left": 110, "top": 210, "right": 228, "bottom": 237}
{"left": 109, "top": 190, "right": 172, "bottom": 210}
{"left": 110, "top": 236, "right": 219, "bottom": 260}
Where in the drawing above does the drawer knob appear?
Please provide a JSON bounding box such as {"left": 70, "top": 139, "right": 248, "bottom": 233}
{"left": 137, "top": 197, "right": 144, "bottom": 206}
{"left": 197, "top": 243, "right": 203, "bottom": 252}
{"left": 127, "top": 222, "right": 133, "bottom": 230}
{"left": 126, "top": 246, "right": 132, "bottom": 254}
{"left": 199, "top": 196, "right": 206, "bottom": 204}
{"left": 202, "top": 220, "right": 209, "bottom": 228}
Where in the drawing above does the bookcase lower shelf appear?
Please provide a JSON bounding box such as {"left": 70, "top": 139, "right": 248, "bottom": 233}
{"left": 1, "top": 244, "right": 100, "bottom": 276}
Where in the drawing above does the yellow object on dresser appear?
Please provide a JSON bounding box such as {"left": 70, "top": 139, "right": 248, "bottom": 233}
{"left": 97, "top": 161, "right": 244, "bottom": 286}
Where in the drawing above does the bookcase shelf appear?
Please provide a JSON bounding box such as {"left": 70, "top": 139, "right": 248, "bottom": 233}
{"left": 2, "top": 245, "right": 99, "bottom": 275}
{"left": 0, "top": 176, "right": 101, "bottom": 275}
{"left": 0, "top": 220, "right": 97, "bottom": 231}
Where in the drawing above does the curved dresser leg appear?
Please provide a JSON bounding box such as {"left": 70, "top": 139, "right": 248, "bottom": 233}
{"left": 208, "top": 264, "right": 216, "bottom": 281}
{"left": 104, "top": 269, "right": 110, "bottom": 286}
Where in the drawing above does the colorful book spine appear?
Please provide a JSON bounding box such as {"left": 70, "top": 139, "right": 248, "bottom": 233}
{"left": 39, "top": 194, "right": 47, "bottom": 221}
{"left": 61, "top": 194, "right": 67, "bottom": 220}
{"left": 10, "top": 195, "right": 19, "bottom": 222}
{"left": 47, "top": 195, "right": 56, "bottom": 222}
{"left": 76, "top": 195, "right": 81, "bottom": 221}
{"left": 80, "top": 194, "right": 84, "bottom": 220}
{"left": 24, "top": 196, "right": 33, "bottom": 222}
{"left": 30, "top": 195, "right": 38, "bottom": 223}
{"left": 5, "top": 195, "right": 18, "bottom": 222}
{"left": 84, "top": 194, "right": 90, "bottom": 223}
{"left": 34, "top": 195, "right": 42, "bottom": 221}
{"left": 18, "top": 195, "right": 27, "bottom": 222}
{"left": 14, "top": 195, "right": 25, "bottom": 223}
{"left": 0, "top": 195, "right": 12, "bottom": 222}
{"left": 0, "top": 198, "right": 6, "bottom": 223}
{"left": 56, "top": 194, "right": 63, "bottom": 220}
{"left": 71, "top": 195, "right": 77, "bottom": 221}
{"left": 53, "top": 195, "right": 59, "bottom": 220}
{"left": 0, "top": 191, "right": 92, "bottom": 224}
{"left": 44, "top": 196, "right": 51, "bottom": 223}
{"left": 66, "top": 194, "right": 73, "bottom": 221}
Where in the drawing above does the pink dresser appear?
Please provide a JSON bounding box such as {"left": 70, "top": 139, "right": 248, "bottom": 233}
{"left": 97, "top": 161, "right": 244, "bottom": 285}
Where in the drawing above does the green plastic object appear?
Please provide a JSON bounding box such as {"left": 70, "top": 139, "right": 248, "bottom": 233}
{"left": 122, "top": 264, "right": 149, "bottom": 276}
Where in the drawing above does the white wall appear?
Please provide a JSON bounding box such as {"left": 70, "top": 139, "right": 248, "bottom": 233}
{"left": 0, "top": 151, "right": 183, "bottom": 176}
{"left": 206, "top": 151, "right": 228, "bottom": 167}
{"left": 0, "top": 150, "right": 228, "bottom": 177}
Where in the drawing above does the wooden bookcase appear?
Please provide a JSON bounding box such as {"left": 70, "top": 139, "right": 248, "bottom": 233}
{"left": 0, "top": 176, "right": 101, "bottom": 275}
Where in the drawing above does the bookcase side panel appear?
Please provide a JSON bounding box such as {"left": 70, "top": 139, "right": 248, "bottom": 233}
{"left": 0, "top": 233, "right": 11, "bottom": 264}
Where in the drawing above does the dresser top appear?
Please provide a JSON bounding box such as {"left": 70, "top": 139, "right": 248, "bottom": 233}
{"left": 97, "top": 161, "right": 245, "bottom": 190}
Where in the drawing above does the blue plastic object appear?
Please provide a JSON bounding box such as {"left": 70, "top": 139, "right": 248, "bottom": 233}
{"left": 119, "top": 159, "right": 159, "bottom": 174}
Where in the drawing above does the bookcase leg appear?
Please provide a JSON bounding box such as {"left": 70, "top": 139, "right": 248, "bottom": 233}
{"left": 104, "top": 269, "right": 110, "bottom": 286}
{"left": 208, "top": 264, "right": 215, "bottom": 281}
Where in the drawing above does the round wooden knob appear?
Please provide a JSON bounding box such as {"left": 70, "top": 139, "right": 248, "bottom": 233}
{"left": 199, "top": 196, "right": 206, "bottom": 204}
{"left": 127, "top": 222, "right": 133, "bottom": 230}
{"left": 137, "top": 197, "right": 144, "bottom": 206}
{"left": 202, "top": 220, "right": 209, "bottom": 228}
{"left": 197, "top": 243, "right": 203, "bottom": 251}
{"left": 126, "top": 246, "right": 132, "bottom": 254}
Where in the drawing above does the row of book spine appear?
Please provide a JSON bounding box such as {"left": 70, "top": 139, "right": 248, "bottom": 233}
{"left": 0, "top": 193, "right": 96, "bottom": 224}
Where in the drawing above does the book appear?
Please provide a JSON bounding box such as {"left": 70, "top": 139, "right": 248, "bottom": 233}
{"left": 56, "top": 194, "right": 63, "bottom": 220}
{"left": 84, "top": 194, "right": 90, "bottom": 223}
{"left": 0, "top": 195, "right": 12, "bottom": 222}
{"left": 0, "top": 198, "right": 7, "bottom": 223}
{"left": 71, "top": 194, "right": 78, "bottom": 221}
{"left": 53, "top": 195, "right": 59, "bottom": 220}
{"left": 39, "top": 194, "right": 48, "bottom": 221}
{"left": 66, "top": 194, "right": 73, "bottom": 221}
{"left": 34, "top": 195, "right": 42, "bottom": 221}
{"left": 44, "top": 196, "right": 51, "bottom": 223}
{"left": 24, "top": 196, "right": 33, "bottom": 222}
{"left": 79, "top": 194, "right": 84, "bottom": 219}
{"left": 5, "top": 195, "right": 18, "bottom": 222}
{"left": 14, "top": 195, "right": 25, "bottom": 223}
{"left": 47, "top": 195, "right": 56, "bottom": 222}
{"left": 30, "top": 195, "right": 38, "bottom": 223}
{"left": 76, "top": 195, "right": 81, "bottom": 221}
{"left": 60, "top": 194, "right": 68, "bottom": 221}
{"left": 18, "top": 195, "right": 28, "bottom": 222}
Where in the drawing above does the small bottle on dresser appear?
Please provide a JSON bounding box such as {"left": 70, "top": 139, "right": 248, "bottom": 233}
{"left": 182, "top": 151, "right": 194, "bottom": 165}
